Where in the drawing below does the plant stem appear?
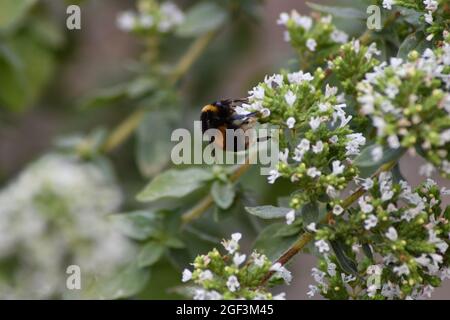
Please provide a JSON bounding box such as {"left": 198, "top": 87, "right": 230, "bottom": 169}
{"left": 259, "top": 158, "right": 399, "bottom": 285}
{"left": 102, "top": 31, "right": 217, "bottom": 153}
{"left": 181, "top": 162, "right": 252, "bottom": 225}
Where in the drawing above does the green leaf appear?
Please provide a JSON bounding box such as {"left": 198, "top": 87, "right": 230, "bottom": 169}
{"left": 164, "top": 237, "right": 185, "bottom": 249}
{"left": 100, "top": 262, "right": 150, "bottom": 299}
{"left": 137, "top": 168, "right": 214, "bottom": 202}
{"left": 273, "top": 220, "right": 303, "bottom": 238}
{"left": 306, "top": 2, "right": 366, "bottom": 19}
{"left": 211, "top": 181, "right": 235, "bottom": 209}
{"left": 253, "top": 223, "right": 301, "bottom": 261}
{"left": 299, "top": 202, "right": 321, "bottom": 225}
{"left": 110, "top": 211, "right": 162, "bottom": 241}
{"left": 176, "top": 2, "right": 227, "bottom": 37}
{"left": 245, "top": 205, "right": 292, "bottom": 219}
{"left": 330, "top": 240, "right": 359, "bottom": 276}
{"left": 399, "top": 8, "right": 422, "bottom": 26}
{"left": 81, "top": 77, "right": 157, "bottom": 109}
{"left": 0, "top": 31, "right": 57, "bottom": 112}
{"left": 136, "top": 110, "right": 178, "bottom": 178}
{"left": 0, "top": 0, "right": 37, "bottom": 32}
{"left": 397, "top": 32, "right": 428, "bottom": 60}
{"left": 354, "top": 144, "right": 404, "bottom": 178}
{"left": 362, "top": 243, "right": 374, "bottom": 262}
{"left": 138, "top": 242, "right": 166, "bottom": 268}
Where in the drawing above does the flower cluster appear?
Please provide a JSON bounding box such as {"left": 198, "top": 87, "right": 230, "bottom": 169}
{"left": 309, "top": 174, "right": 450, "bottom": 299}
{"left": 0, "top": 154, "right": 133, "bottom": 298}
{"left": 328, "top": 40, "right": 381, "bottom": 96}
{"left": 382, "top": 0, "right": 449, "bottom": 41}
{"left": 181, "top": 233, "right": 289, "bottom": 300}
{"left": 117, "top": 0, "right": 184, "bottom": 34}
{"left": 239, "top": 69, "right": 365, "bottom": 208}
{"left": 277, "top": 11, "right": 349, "bottom": 65}
{"left": 357, "top": 39, "right": 450, "bottom": 177}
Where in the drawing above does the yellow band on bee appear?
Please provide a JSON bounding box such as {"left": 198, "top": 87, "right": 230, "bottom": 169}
{"left": 201, "top": 104, "right": 219, "bottom": 113}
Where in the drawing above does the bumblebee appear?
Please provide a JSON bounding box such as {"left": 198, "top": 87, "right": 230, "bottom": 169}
{"left": 200, "top": 98, "right": 259, "bottom": 152}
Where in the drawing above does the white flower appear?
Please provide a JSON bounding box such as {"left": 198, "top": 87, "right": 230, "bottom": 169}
{"left": 424, "top": 0, "right": 438, "bottom": 11}
{"left": 332, "top": 160, "right": 345, "bottom": 175}
{"left": 206, "top": 290, "right": 222, "bottom": 300}
{"left": 139, "top": 14, "right": 154, "bottom": 28}
{"left": 327, "top": 262, "right": 337, "bottom": 277}
{"left": 385, "top": 83, "right": 399, "bottom": 99}
{"left": 366, "top": 43, "right": 381, "bottom": 59}
{"left": 393, "top": 264, "right": 410, "bottom": 276}
{"left": 284, "top": 91, "right": 297, "bottom": 107}
{"left": 371, "top": 145, "right": 384, "bottom": 162}
{"left": 307, "top": 167, "right": 321, "bottom": 178}
{"left": 383, "top": 0, "right": 394, "bottom": 10}
{"left": 333, "top": 205, "right": 344, "bottom": 216}
{"left": 264, "top": 74, "right": 284, "bottom": 88}
{"left": 385, "top": 227, "right": 398, "bottom": 241}
{"left": 279, "top": 148, "right": 289, "bottom": 163}
{"left": 325, "top": 84, "right": 338, "bottom": 97}
{"left": 286, "top": 117, "right": 295, "bottom": 129}
{"left": 312, "top": 141, "right": 324, "bottom": 154}
{"left": 268, "top": 169, "right": 281, "bottom": 184}
{"left": 329, "top": 135, "right": 339, "bottom": 144}
{"left": 226, "top": 275, "right": 240, "bottom": 292}
{"left": 293, "top": 13, "right": 313, "bottom": 30}
{"left": 283, "top": 31, "right": 291, "bottom": 42}
{"left": 306, "top": 38, "right": 317, "bottom": 51}
{"left": 117, "top": 11, "right": 137, "bottom": 31}
{"left": 326, "top": 185, "right": 339, "bottom": 198}
{"left": 331, "top": 29, "right": 348, "bottom": 43}
{"left": 270, "top": 263, "right": 292, "bottom": 284}
{"left": 199, "top": 270, "right": 213, "bottom": 282}
{"left": 315, "top": 240, "right": 330, "bottom": 253}
{"left": 285, "top": 209, "right": 296, "bottom": 225}
{"left": 233, "top": 253, "right": 246, "bottom": 266}
{"left": 182, "top": 269, "right": 192, "bottom": 282}
{"left": 221, "top": 233, "right": 241, "bottom": 254}
{"left": 307, "top": 223, "right": 317, "bottom": 232}
{"left": 309, "top": 117, "right": 321, "bottom": 131}
{"left": 260, "top": 108, "right": 271, "bottom": 118}
{"left": 193, "top": 289, "right": 206, "bottom": 300}
{"left": 249, "top": 86, "right": 265, "bottom": 100}
{"left": 425, "top": 11, "right": 433, "bottom": 24}
{"left": 387, "top": 135, "right": 400, "bottom": 149}
{"left": 367, "top": 284, "right": 379, "bottom": 297}
{"left": 360, "top": 178, "right": 374, "bottom": 190}
{"left": 364, "top": 214, "right": 378, "bottom": 230}
{"left": 251, "top": 251, "right": 266, "bottom": 267}
{"left": 298, "top": 139, "right": 311, "bottom": 152}
{"left": 367, "top": 264, "right": 383, "bottom": 275}
{"left": 288, "top": 71, "right": 313, "bottom": 84}
{"left": 321, "top": 15, "right": 332, "bottom": 24}
{"left": 158, "top": 2, "right": 185, "bottom": 32}
{"left": 273, "top": 292, "right": 286, "bottom": 300}
{"left": 277, "top": 12, "right": 290, "bottom": 25}
{"left": 345, "top": 133, "right": 366, "bottom": 156}
{"left": 307, "top": 285, "right": 319, "bottom": 298}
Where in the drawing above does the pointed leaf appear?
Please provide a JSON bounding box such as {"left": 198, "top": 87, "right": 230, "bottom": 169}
{"left": 245, "top": 205, "right": 292, "bottom": 219}
{"left": 137, "top": 168, "right": 213, "bottom": 202}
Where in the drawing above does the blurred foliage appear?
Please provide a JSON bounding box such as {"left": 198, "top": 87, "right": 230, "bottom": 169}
{"left": 0, "top": 0, "right": 64, "bottom": 113}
